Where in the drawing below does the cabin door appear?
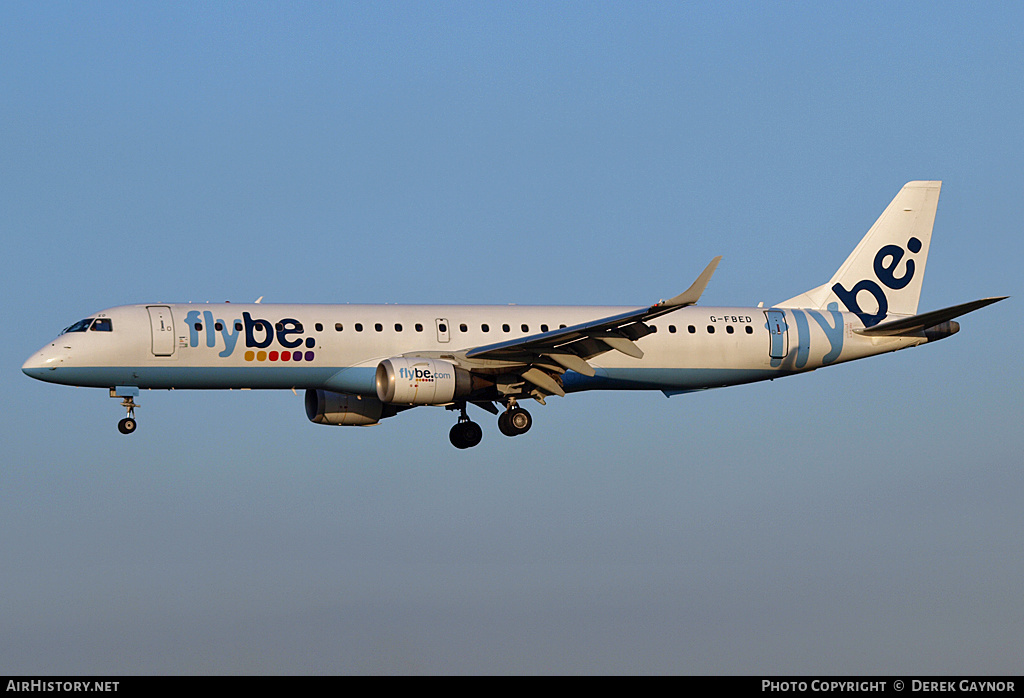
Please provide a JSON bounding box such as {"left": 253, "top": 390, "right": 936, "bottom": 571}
{"left": 765, "top": 310, "right": 788, "bottom": 360}
{"left": 147, "top": 306, "right": 175, "bottom": 356}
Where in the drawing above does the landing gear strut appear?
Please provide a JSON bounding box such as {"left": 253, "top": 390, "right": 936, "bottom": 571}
{"left": 449, "top": 403, "right": 483, "bottom": 449}
{"left": 117, "top": 396, "right": 138, "bottom": 435}
{"left": 497, "top": 400, "right": 532, "bottom": 437}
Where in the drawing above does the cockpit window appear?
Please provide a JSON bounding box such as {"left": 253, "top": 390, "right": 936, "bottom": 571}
{"left": 62, "top": 318, "right": 94, "bottom": 334}
{"left": 91, "top": 318, "right": 113, "bottom": 331}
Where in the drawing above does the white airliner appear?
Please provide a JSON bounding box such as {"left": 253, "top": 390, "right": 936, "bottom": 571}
{"left": 23, "top": 181, "right": 1005, "bottom": 448}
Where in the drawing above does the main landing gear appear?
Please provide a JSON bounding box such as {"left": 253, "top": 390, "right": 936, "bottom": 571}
{"left": 449, "top": 404, "right": 483, "bottom": 449}
{"left": 498, "top": 404, "right": 532, "bottom": 437}
{"left": 448, "top": 400, "right": 533, "bottom": 449}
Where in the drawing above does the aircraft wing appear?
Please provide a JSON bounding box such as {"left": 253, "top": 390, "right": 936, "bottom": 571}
{"left": 455, "top": 257, "right": 722, "bottom": 396}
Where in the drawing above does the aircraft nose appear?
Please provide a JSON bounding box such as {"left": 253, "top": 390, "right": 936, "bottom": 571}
{"left": 22, "top": 344, "right": 67, "bottom": 380}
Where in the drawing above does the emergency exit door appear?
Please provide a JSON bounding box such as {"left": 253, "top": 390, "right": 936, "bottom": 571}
{"left": 435, "top": 318, "right": 450, "bottom": 343}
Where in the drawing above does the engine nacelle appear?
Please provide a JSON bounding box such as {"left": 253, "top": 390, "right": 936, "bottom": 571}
{"left": 375, "top": 357, "right": 474, "bottom": 405}
{"left": 305, "top": 389, "right": 384, "bottom": 426}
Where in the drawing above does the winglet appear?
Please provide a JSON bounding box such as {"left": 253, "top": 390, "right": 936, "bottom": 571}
{"left": 661, "top": 256, "right": 722, "bottom": 308}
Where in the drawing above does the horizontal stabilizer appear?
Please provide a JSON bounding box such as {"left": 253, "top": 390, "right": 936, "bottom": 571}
{"left": 855, "top": 297, "right": 1007, "bottom": 336}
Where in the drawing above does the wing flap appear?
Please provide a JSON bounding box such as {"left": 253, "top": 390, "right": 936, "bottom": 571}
{"left": 597, "top": 334, "right": 645, "bottom": 359}
{"left": 544, "top": 351, "right": 596, "bottom": 377}
{"left": 521, "top": 368, "right": 565, "bottom": 397}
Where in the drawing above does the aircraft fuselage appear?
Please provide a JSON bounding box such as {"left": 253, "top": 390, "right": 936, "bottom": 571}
{"left": 23, "top": 302, "right": 928, "bottom": 395}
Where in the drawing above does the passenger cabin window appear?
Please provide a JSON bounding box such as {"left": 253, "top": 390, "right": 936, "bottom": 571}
{"left": 355, "top": 323, "right": 363, "bottom": 332}
{"left": 335, "top": 323, "right": 343, "bottom": 331}
{"left": 315, "top": 323, "right": 323, "bottom": 332}
{"left": 415, "top": 323, "right": 423, "bottom": 332}
{"left": 707, "top": 325, "right": 715, "bottom": 334}
{"left": 395, "top": 323, "right": 403, "bottom": 332}
{"left": 91, "top": 318, "right": 112, "bottom": 332}
{"left": 688, "top": 325, "right": 696, "bottom": 334}
{"left": 521, "top": 324, "right": 529, "bottom": 332}
{"left": 726, "top": 326, "right": 734, "bottom": 334}
{"left": 235, "top": 321, "right": 243, "bottom": 331}
{"left": 375, "top": 323, "right": 383, "bottom": 332}
{"left": 460, "top": 323, "right": 468, "bottom": 332}
{"left": 745, "top": 326, "right": 754, "bottom": 334}
{"left": 669, "top": 325, "right": 677, "bottom": 333}
{"left": 502, "top": 324, "right": 510, "bottom": 332}
{"left": 541, "top": 324, "right": 549, "bottom": 333}
{"left": 481, "top": 324, "right": 490, "bottom": 332}
{"left": 214, "top": 322, "right": 223, "bottom": 331}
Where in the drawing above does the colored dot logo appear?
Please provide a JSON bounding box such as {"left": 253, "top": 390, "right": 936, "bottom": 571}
{"left": 245, "top": 350, "right": 315, "bottom": 362}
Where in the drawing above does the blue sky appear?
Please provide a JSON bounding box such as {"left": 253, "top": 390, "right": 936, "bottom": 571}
{"left": 2, "top": 2, "right": 1022, "bottom": 674}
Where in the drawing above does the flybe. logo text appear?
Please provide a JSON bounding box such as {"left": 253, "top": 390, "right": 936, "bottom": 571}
{"left": 398, "top": 366, "right": 452, "bottom": 383}
{"left": 831, "top": 237, "right": 921, "bottom": 327}
{"left": 183, "top": 310, "right": 316, "bottom": 361}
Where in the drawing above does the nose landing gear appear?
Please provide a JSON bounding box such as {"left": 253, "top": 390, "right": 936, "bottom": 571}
{"left": 117, "top": 397, "right": 138, "bottom": 434}
{"left": 110, "top": 387, "right": 139, "bottom": 435}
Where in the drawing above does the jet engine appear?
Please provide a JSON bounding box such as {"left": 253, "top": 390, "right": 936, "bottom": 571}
{"left": 305, "top": 389, "right": 386, "bottom": 426}
{"left": 375, "top": 357, "right": 481, "bottom": 405}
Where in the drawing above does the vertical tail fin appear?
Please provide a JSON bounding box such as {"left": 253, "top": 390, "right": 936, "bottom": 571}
{"left": 778, "top": 181, "right": 941, "bottom": 326}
